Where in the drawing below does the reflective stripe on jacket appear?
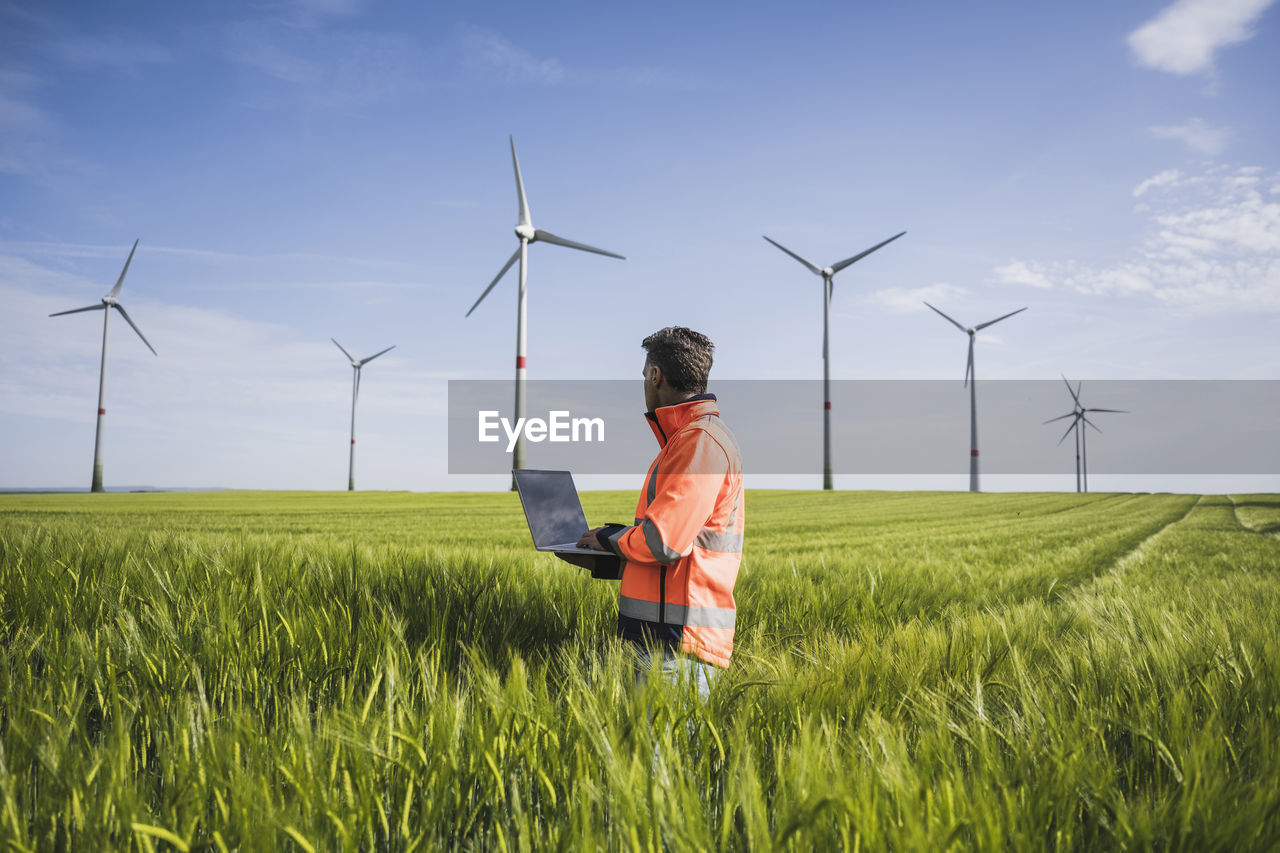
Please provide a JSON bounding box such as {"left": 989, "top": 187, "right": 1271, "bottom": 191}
{"left": 602, "top": 394, "right": 744, "bottom": 668}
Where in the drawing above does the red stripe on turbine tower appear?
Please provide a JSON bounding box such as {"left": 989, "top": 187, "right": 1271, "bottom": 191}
{"left": 516, "top": 356, "right": 526, "bottom": 369}
{"left": 971, "top": 449, "right": 980, "bottom": 456}
{"left": 351, "top": 439, "right": 356, "bottom": 445}
{"left": 99, "top": 408, "right": 106, "bottom": 415}
{"left": 824, "top": 402, "right": 831, "bottom": 410}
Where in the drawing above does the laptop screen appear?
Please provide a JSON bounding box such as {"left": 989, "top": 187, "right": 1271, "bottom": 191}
{"left": 512, "top": 469, "right": 589, "bottom": 548}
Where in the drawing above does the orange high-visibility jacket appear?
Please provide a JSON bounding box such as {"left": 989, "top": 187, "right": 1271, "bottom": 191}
{"left": 601, "top": 394, "right": 744, "bottom": 668}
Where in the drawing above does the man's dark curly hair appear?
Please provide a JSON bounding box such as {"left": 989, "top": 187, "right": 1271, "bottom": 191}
{"left": 641, "top": 326, "right": 714, "bottom": 395}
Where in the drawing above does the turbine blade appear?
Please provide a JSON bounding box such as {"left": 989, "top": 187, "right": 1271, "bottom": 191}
{"left": 1086, "top": 407, "right": 1128, "bottom": 414}
{"left": 829, "top": 230, "right": 907, "bottom": 274}
{"left": 112, "top": 303, "right": 157, "bottom": 355}
{"left": 332, "top": 338, "right": 356, "bottom": 363}
{"left": 923, "top": 301, "right": 967, "bottom": 334}
{"left": 510, "top": 136, "right": 531, "bottom": 229}
{"left": 1043, "top": 411, "right": 1077, "bottom": 424}
{"left": 1058, "top": 418, "right": 1079, "bottom": 445}
{"left": 532, "top": 229, "right": 625, "bottom": 259}
{"left": 466, "top": 247, "right": 522, "bottom": 317}
{"left": 762, "top": 236, "right": 822, "bottom": 276}
{"left": 50, "top": 303, "right": 106, "bottom": 317}
{"left": 964, "top": 336, "right": 974, "bottom": 387}
{"left": 1062, "top": 374, "right": 1081, "bottom": 405}
{"left": 108, "top": 239, "right": 139, "bottom": 299}
{"left": 974, "top": 306, "right": 1028, "bottom": 331}
{"left": 1083, "top": 416, "right": 1102, "bottom": 434}
{"left": 360, "top": 344, "right": 396, "bottom": 365}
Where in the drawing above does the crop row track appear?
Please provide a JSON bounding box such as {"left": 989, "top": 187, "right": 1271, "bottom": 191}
{"left": 1227, "top": 494, "right": 1280, "bottom": 539}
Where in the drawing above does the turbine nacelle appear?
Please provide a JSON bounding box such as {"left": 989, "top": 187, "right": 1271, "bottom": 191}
{"left": 333, "top": 338, "right": 394, "bottom": 369}
{"left": 515, "top": 223, "right": 536, "bottom": 242}
{"left": 761, "top": 233, "right": 908, "bottom": 285}
{"left": 922, "top": 302, "right": 1025, "bottom": 388}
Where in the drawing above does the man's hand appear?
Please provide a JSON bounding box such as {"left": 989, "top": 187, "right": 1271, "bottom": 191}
{"left": 553, "top": 527, "right": 607, "bottom": 570}
{"left": 577, "top": 527, "right": 607, "bottom": 551}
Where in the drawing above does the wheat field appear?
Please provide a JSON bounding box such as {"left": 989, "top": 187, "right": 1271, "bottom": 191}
{"left": 1, "top": 490, "right": 1277, "bottom": 850}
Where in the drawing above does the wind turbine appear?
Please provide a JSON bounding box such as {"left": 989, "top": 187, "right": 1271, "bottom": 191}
{"left": 49, "top": 239, "right": 156, "bottom": 493}
{"left": 332, "top": 338, "right": 395, "bottom": 491}
{"left": 923, "top": 302, "right": 1026, "bottom": 492}
{"left": 1043, "top": 376, "right": 1127, "bottom": 492}
{"left": 465, "top": 136, "right": 624, "bottom": 477}
{"left": 762, "top": 231, "right": 906, "bottom": 490}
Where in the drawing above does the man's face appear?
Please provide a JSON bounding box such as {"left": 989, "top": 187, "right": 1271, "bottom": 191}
{"left": 642, "top": 358, "right": 659, "bottom": 412}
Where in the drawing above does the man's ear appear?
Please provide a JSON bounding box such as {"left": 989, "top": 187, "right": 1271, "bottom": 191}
{"left": 648, "top": 364, "right": 664, "bottom": 388}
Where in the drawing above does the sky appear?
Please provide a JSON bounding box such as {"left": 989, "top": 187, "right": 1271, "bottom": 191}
{"left": 1, "top": 0, "right": 1277, "bottom": 492}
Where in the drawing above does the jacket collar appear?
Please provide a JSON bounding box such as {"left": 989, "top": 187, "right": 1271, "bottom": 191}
{"left": 645, "top": 393, "right": 718, "bottom": 447}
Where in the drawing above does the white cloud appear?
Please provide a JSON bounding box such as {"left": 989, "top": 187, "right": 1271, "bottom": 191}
{"left": 1148, "top": 118, "right": 1230, "bottom": 155}
{"left": 1134, "top": 168, "right": 1184, "bottom": 197}
{"left": 865, "top": 282, "right": 970, "bottom": 313}
{"left": 459, "top": 27, "right": 567, "bottom": 85}
{"left": 291, "top": 0, "right": 370, "bottom": 20}
{"left": 0, "top": 69, "right": 55, "bottom": 177}
{"left": 457, "top": 26, "right": 699, "bottom": 89}
{"left": 52, "top": 32, "right": 173, "bottom": 75}
{"left": 1128, "top": 0, "right": 1275, "bottom": 75}
{"left": 0, "top": 70, "right": 47, "bottom": 130}
{"left": 0, "top": 240, "right": 141, "bottom": 261}
{"left": 0, "top": 241, "right": 417, "bottom": 279}
{"left": 226, "top": 21, "right": 424, "bottom": 106}
{"left": 998, "top": 165, "right": 1280, "bottom": 312}
{"left": 993, "top": 260, "right": 1052, "bottom": 288}
{"left": 230, "top": 35, "right": 323, "bottom": 85}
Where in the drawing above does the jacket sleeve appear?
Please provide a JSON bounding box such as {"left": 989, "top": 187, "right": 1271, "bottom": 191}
{"left": 600, "top": 428, "right": 728, "bottom": 566}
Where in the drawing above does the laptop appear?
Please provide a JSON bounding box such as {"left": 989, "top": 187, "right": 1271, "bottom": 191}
{"left": 512, "top": 469, "right": 608, "bottom": 556}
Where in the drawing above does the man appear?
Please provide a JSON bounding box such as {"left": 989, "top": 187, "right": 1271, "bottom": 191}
{"left": 567, "top": 326, "right": 744, "bottom": 689}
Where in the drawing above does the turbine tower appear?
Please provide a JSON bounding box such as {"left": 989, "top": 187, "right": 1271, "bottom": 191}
{"left": 49, "top": 239, "right": 157, "bottom": 493}
{"left": 1043, "top": 376, "right": 1127, "bottom": 493}
{"left": 762, "top": 231, "right": 906, "bottom": 490}
{"left": 923, "top": 302, "right": 1026, "bottom": 492}
{"left": 466, "top": 136, "right": 624, "bottom": 478}
{"left": 332, "top": 339, "right": 395, "bottom": 491}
